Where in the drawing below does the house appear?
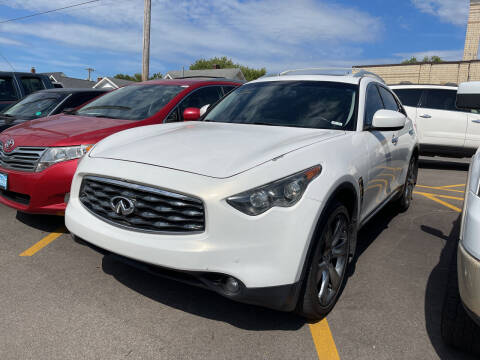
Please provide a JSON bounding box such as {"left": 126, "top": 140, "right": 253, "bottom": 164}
{"left": 164, "top": 68, "right": 246, "bottom": 81}
{"left": 93, "top": 77, "right": 136, "bottom": 89}
{"left": 41, "top": 72, "right": 96, "bottom": 88}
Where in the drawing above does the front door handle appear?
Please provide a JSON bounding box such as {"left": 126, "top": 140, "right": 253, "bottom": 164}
{"left": 472, "top": 119, "right": 480, "bottom": 124}
{"left": 392, "top": 135, "right": 399, "bottom": 145}
{"left": 420, "top": 114, "right": 432, "bottom": 119}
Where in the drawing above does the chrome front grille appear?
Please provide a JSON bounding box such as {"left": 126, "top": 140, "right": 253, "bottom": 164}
{"left": 79, "top": 176, "right": 205, "bottom": 233}
{"left": 0, "top": 142, "right": 46, "bottom": 172}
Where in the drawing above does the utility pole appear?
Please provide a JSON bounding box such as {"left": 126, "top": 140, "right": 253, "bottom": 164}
{"left": 142, "top": 0, "right": 151, "bottom": 81}
{"left": 85, "top": 67, "right": 95, "bottom": 81}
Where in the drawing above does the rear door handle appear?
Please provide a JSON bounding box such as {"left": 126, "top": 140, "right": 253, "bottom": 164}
{"left": 472, "top": 119, "right": 480, "bottom": 124}
{"left": 419, "top": 114, "right": 432, "bottom": 119}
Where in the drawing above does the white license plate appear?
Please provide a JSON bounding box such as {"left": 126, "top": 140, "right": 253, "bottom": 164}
{"left": 0, "top": 172, "right": 7, "bottom": 190}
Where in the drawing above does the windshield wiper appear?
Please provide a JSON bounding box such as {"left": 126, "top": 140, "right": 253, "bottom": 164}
{"left": 0, "top": 114, "right": 16, "bottom": 120}
{"left": 82, "top": 105, "right": 132, "bottom": 111}
{"left": 249, "top": 121, "right": 281, "bottom": 127}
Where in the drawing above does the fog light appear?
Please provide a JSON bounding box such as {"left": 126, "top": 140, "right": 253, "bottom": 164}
{"left": 64, "top": 192, "right": 70, "bottom": 204}
{"left": 224, "top": 277, "right": 240, "bottom": 293}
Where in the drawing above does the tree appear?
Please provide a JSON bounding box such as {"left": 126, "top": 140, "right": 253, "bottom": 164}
{"left": 401, "top": 57, "right": 418, "bottom": 64}
{"left": 114, "top": 72, "right": 163, "bottom": 82}
{"left": 401, "top": 56, "right": 443, "bottom": 65}
{"left": 189, "top": 56, "right": 266, "bottom": 81}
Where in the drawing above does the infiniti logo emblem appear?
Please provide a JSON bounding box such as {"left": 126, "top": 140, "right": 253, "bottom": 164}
{"left": 110, "top": 196, "right": 135, "bottom": 216}
{"left": 4, "top": 139, "right": 14, "bottom": 151}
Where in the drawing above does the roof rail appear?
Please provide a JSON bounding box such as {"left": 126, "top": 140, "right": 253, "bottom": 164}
{"left": 352, "top": 70, "right": 385, "bottom": 84}
{"left": 263, "top": 67, "right": 385, "bottom": 83}
{"left": 278, "top": 67, "right": 352, "bottom": 76}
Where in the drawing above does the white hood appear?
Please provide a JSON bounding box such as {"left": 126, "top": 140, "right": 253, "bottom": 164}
{"left": 90, "top": 122, "right": 344, "bottom": 178}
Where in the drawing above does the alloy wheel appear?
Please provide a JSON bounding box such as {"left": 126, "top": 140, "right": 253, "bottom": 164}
{"left": 316, "top": 214, "right": 349, "bottom": 307}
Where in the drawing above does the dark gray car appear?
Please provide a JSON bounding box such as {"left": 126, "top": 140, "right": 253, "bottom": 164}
{"left": 0, "top": 88, "right": 109, "bottom": 132}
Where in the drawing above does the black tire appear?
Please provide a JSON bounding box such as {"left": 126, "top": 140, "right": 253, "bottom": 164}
{"left": 441, "top": 247, "right": 480, "bottom": 355}
{"left": 297, "top": 201, "right": 351, "bottom": 320}
{"left": 395, "top": 156, "right": 417, "bottom": 212}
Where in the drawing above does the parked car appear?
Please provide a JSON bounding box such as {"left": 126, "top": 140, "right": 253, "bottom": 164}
{"left": 0, "top": 72, "right": 54, "bottom": 111}
{"left": 0, "top": 88, "right": 109, "bottom": 132}
{"left": 65, "top": 71, "right": 419, "bottom": 319}
{"left": 390, "top": 84, "right": 480, "bottom": 158}
{"left": 441, "top": 81, "right": 480, "bottom": 356}
{"left": 0, "top": 78, "right": 242, "bottom": 215}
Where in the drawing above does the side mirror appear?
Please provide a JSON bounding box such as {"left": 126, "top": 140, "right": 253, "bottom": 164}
{"left": 371, "top": 110, "right": 406, "bottom": 131}
{"left": 200, "top": 104, "right": 210, "bottom": 116}
{"left": 456, "top": 81, "right": 480, "bottom": 110}
{"left": 183, "top": 107, "right": 201, "bottom": 121}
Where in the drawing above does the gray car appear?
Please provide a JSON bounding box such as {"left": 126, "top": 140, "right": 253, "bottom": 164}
{"left": 0, "top": 88, "right": 108, "bottom": 132}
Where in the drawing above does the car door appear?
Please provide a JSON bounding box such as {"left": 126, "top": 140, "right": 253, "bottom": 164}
{"left": 378, "top": 85, "right": 411, "bottom": 189}
{"left": 465, "top": 110, "right": 480, "bottom": 152}
{"left": 416, "top": 89, "right": 468, "bottom": 150}
{"left": 165, "top": 85, "right": 224, "bottom": 123}
{"left": 361, "top": 84, "right": 396, "bottom": 218}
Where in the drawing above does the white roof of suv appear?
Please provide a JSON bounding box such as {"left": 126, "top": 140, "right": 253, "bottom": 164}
{"left": 390, "top": 84, "right": 458, "bottom": 90}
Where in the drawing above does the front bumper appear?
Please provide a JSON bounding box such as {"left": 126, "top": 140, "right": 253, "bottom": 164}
{"left": 458, "top": 243, "right": 480, "bottom": 325}
{"left": 0, "top": 160, "right": 78, "bottom": 215}
{"left": 66, "top": 157, "right": 323, "bottom": 308}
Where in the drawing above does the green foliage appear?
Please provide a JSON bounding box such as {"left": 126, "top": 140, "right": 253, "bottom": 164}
{"left": 114, "top": 72, "right": 163, "bottom": 82}
{"left": 401, "top": 57, "right": 418, "bottom": 64}
{"left": 401, "top": 56, "right": 444, "bottom": 65}
{"left": 189, "top": 56, "right": 266, "bottom": 81}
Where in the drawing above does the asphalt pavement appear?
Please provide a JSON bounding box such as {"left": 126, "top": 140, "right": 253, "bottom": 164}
{"left": 0, "top": 156, "right": 476, "bottom": 360}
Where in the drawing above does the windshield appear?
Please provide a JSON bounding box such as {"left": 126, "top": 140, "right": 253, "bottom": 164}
{"left": 204, "top": 81, "right": 358, "bottom": 130}
{"left": 76, "top": 85, "right": 184, "bottom": 120}
{"left": 3, "top": 92, "right": 67, "bottom": 120}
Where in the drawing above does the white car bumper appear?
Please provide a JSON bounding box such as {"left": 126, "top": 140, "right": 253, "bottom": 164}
{"left": 66, "top": 158, "right": 323, "bottom": 310}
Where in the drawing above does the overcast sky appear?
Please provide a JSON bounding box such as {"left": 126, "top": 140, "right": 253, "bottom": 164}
{"left": 0, "top": 0, "right": 471, "bottom": 80}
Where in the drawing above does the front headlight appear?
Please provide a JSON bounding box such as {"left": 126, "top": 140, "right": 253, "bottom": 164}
{"left": 36, "top": 145, "right": 93, "bottom": 172}
{"left": 226, "top": 165, "right": 322, "bottom": 216}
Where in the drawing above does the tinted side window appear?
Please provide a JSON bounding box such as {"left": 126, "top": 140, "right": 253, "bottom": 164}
{"left": 179, "top": 86, "right": 223, "bottom": 120}
{"left": 63, "top": 92, "right": 104, "bottom": 110}
{"left": 164, "top": 108, "right": 179, "bottom": 123}
{"left": 222, "top": 86, "right": 236, "bottom": 95}
{"left": 365, "top": 85, "right": 384, "bottom": 127}
{"left": 0, "top": 76, "right": 18, "bottom": 101}
{"left": 421, "top": 89, "right": 457, "bottom": 111}
{"left": 21, "top": 77, "right": 45, "bottom": 95}
{"left": 378, "top": 86, "right": 399, "bottom": 112}
{"left": 392, "top": 89, "right": 423, "bottom": 107}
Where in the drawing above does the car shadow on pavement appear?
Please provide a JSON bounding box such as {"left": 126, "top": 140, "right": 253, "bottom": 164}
{"left": 15, "top": 211, "right": 65, "bottom": 232}
{"left": 100, "top": 254, "right": 305, "bottom": 331}
{"left": 419, "top": 158, "right": 470, "bottom": 171}
{"left": 422, "top": 216, "right": 477, "bottom": 360}
{"left": 347, "top": 203, "right": 400, "bottom": 277}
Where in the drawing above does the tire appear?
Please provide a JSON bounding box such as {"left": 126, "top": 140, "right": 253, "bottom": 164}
{"left": 395, "top": 156, "right": 417, "bottom": 212}
{"left": 441, "top": 247, "right": 480, "bottom": 356}
{"left": 297, "top": 201, "right": 352, "bottom": 320}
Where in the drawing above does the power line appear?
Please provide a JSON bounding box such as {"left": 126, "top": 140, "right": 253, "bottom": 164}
{"left": 0, "top": 0, "right": 101, "bottom": 24}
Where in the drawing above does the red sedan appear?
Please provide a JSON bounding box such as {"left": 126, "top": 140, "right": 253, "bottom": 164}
{"left": 0, "top": 78, "right": 242, "bottom": 215}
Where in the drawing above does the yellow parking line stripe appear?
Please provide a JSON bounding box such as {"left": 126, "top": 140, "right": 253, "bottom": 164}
{"left": 415, "top": 185, "right": 464, "bottom": 193}
{"left": 19, "top": 227, "right": 66, "bottom": 257}
{"left": 417, "top": 193, "right": 462, "bottom": 213}
{"left": 438, "top": 184, "right": 466, "bottom": 189}
{"left": 309, "top": 319, "right": 340, "bottom": 360}
{"left": 414, "top": 191, "right": 464, "bottom": 201}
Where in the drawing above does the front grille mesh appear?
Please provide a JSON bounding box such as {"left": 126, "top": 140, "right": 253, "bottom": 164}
{"left": 0, "top": 142, "right": 46, "bottom": 172}
{"left": 79, "top": 176, "right": 205, "bottom": 233}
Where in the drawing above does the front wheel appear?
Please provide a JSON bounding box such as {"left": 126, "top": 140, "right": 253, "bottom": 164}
{"left": 297, "top": 202, "right": 351, "bottom": 320}
{"left": 395, "top": 156, "right": 417, "bottom": 212}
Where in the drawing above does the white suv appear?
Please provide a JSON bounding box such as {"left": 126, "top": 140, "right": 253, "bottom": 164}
{"left": 65, "top": 72, "right": 418, "bottom": 319}
{"left": 391, "top": 84, "right": 480, "bottom": 158}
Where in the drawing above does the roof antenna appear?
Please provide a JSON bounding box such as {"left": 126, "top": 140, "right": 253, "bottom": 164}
{"left": 0, "top": 50, "right": 21, "bottom": 92}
